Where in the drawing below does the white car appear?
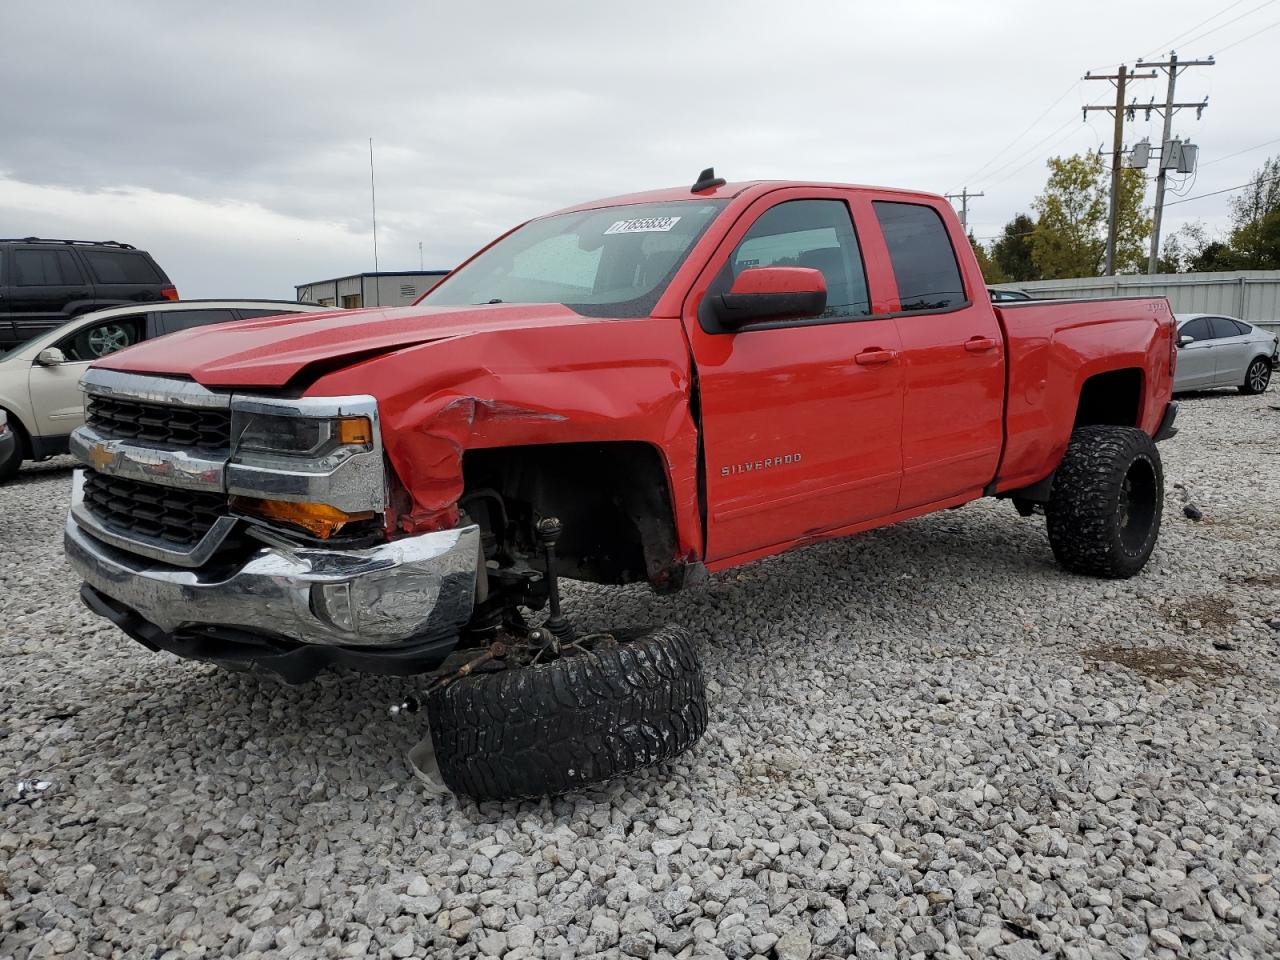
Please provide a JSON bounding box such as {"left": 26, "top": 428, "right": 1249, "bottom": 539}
{"left": 1173, "top": 313, "right": 1278, "bottom": 395}
{"left": 0, "top": 300, "right": 332, "bottom": 480}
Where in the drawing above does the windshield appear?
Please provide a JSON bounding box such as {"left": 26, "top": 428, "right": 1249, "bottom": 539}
{"left": 423, "top": 200, "right": 728, "bottom": 318}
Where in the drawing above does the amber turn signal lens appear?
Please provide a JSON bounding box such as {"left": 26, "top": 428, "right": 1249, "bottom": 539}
{"left": 336, "top": 416, "right": 373, "bottom": 445}
{"left": 231, "top": 496, "right": 374, "bottom": 539}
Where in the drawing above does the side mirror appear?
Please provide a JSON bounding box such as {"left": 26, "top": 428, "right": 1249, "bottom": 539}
{"left": 712, "top": 267, "right": 827, "bottom": 329}
{"left": 35, "top": 347, "right": 67, "bottom": 366}
{"left": 1178, "top": 335, "right": 1194, "bottom": 347}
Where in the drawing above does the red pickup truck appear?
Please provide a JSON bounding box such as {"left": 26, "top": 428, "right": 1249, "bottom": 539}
{"left": 66, "top": 171, "right": 1178, "bottom": 799}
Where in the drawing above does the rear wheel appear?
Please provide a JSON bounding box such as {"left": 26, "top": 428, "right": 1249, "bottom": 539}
{"left": 0, "top": 415, "right": 28, "bottom": 483}
{"left": 1046, "top": 425, "right": 1163, "bottom": 579}
{"left": 426, "top": 624, "right": 706, "bottom": 802}
{"left": 1240, "top": 357, "right": 1272, "bottom": 395}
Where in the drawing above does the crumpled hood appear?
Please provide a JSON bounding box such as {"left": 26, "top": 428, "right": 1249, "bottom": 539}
{"left": 92, "top": 303, "right": 600, "bottom": 388}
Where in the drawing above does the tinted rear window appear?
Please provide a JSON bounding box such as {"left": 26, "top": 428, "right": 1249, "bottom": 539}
{"left": 13, "top": 249, "right": 84, "bottom": 285}
{"left": 159, "top": 309, "right": 237, "bottom": 334}
{"left": 872, "top": 201, "right": 966, "bottom": 312}
{"left": 81, "top": 250, "right": 162, "bottom": 284}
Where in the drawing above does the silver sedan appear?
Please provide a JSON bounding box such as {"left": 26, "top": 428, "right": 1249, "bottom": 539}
{"left": 1173, "top": 313, "right": 1278, "bottom": 395}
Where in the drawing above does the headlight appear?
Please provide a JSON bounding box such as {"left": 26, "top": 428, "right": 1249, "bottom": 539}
{"left": 234, "top": 412, "right": 373, "bottom": 460}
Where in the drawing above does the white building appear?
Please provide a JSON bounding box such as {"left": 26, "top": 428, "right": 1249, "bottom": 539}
{"left": 295, "top": 270, "right": 448, "bottom": 309}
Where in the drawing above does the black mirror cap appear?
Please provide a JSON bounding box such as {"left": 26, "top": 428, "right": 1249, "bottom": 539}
{"left": 713, "top": 289, "right": 828, "bottom": 329}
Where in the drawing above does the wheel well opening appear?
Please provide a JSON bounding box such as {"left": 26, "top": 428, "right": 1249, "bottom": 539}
{"left": 1075, "top": 368, "right": 1142, "bottom": 428}
{"left": 461, "top": 441, "right": 681, "bottom": 589}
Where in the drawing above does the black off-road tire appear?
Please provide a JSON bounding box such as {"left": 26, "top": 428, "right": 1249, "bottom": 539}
{"left": 1046, "top": 425, "right": 1163, "bottom": 579}
{"left": 426, "top": 624, "right": 706, "bottom": 802}
{"left": 1240, "top": 357, "right": 1272, "bottom": 395}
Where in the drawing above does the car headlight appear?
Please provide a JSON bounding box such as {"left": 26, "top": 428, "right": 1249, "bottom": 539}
{"left": 227, "top": 396, "right": 384, "bottom": 537}
{"left": 233, "top": 411, "right": 373, "bottom": 461}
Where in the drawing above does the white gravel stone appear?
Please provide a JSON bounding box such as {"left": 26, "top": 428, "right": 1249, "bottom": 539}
{"left": 2, "top": 397, "right": 1280, "bottom": 959}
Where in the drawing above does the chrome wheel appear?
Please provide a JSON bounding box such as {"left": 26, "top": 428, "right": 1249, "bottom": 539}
{"left": 1246, "top": 359, "right": 1271, "bottom": 394}
{"left": 87, "top": 324, "right": 133, "bottom": 357}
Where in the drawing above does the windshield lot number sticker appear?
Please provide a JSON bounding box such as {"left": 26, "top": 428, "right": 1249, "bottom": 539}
{"left": 605, "top": 216, "right": 681, "bottom": 235}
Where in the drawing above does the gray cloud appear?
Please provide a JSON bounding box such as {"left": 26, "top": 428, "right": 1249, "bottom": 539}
{"left": 1, "top": 0, "right": 1270, "bottom": 296}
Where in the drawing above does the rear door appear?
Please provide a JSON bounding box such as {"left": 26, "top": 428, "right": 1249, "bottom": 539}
{"left": 8, "top": 245, "right": 92, "bottom": 342}
{"left": 865, "top": 198, "right": 1005, "bottom": 511}
{"left": 1175, "top": 317, "right": 1215, "bottom": 389}
{"left": 1207, "top": 316, "right": 1252, "bottom": 386}
{"left": 684, "top": 190, "right": 905, "bottom": 562}
{"left": 78, "top": 248, "right": 167, "bottom": 307}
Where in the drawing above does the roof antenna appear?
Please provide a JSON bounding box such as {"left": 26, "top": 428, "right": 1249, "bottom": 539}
{"left": 691, "top": 166, "right": 726, "bottom": 193}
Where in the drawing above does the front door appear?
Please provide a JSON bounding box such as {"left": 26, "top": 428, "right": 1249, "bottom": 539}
{"left": 1176, "top": 317, "right": 1215, "bottom": 389}
{"left": 867, "top": 199, "right": 1005, "bottom": 510}
{"left": 684, "top": 192, "right": 904, "bottom": 563}
{"left": 28, "top": 312, "right": 147, "bottom": 436}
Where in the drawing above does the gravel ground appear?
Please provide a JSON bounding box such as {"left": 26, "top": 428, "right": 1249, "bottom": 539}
{"left": 2, "top": 392, "right": 1279, "bottom": 960}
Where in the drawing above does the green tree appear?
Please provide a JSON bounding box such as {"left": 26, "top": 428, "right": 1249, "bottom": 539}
{"left": 1219, "top": 157, "right": 1280, "bottom": 269}
{"left": 1227, "top": 208, "right": 1280, "bottom": 269}
{"left": 969, "top": 231, "right": 1006, "bottom": 283}
{"left": 991, "top": 213, "right": 1037, "bottom": 282}
{"left": 1030, "top": 152, "right": 1150, "bottom": 277}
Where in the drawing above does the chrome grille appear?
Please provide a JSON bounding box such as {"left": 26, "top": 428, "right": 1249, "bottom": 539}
{"left": 86, "top": 396, "right": 231, "bottom": 450}
{"left": 82, "top": 470, "right": 226, "bottom": 548}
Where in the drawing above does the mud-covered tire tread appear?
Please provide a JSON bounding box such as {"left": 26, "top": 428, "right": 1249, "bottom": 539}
{"left": 426, "top": 624, "right": 705, "bottom": 802}
{"left": 1046, "top": 425, "right": 1163, "bottom": 579}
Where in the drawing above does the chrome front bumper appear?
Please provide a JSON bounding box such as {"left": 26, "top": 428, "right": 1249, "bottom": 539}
{"left": 65, "top": 513, "right": 481, "bottom": 648}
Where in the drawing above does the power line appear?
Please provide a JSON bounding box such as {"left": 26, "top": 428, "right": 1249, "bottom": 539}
{"left": 950, "top": 81, "right": 1080, "bottom": 192}
{"left": 1201, "top": 134, "right": 1280, "bottom": 166}
{"left": 1163, "top": 172, "right": 1280, "bottom": 206}
{"left": 975, "top": 114, "right": 1081, "bottom": 188}
{"left": 984, "top": 119, "right": 1095, "bottom": 191}
{"left": 1177, "top": 0, "right": 1276, "bottom": 49}
{"left": 1215, "top": 16, "right": 1280, "bottom": 51}
{"left": 1137, "top": 0, "right": 1253, "bottom": 59}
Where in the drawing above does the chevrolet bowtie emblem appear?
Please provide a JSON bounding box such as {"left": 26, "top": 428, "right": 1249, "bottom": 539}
{"left": 88, "top": 442, "right": 115, "bottom": 471}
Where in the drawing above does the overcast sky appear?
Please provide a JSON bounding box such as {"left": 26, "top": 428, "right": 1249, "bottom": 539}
{"left": 2, "top": 0, "right": 1276, "bottom": 297}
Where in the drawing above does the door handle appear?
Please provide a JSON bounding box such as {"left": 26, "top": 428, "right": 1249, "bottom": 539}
{"left": 855, "top": 348, "right": 897, "bottom": 366}
{"left": 964, "top": 336, "right": 999, "bottom": 353}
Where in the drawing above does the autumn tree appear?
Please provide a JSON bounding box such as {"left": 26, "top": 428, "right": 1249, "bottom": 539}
{"left": 969, "top": 231, "right": 1006, "bottom": 283}
{"left": 991, "top": 213, "right": 1037, "bottom": 281}
{"left": 1030, "top": 152, "right": 1149, "bottom": 277}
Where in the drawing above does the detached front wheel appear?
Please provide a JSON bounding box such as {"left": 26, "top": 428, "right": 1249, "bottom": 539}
{"left": 426, "top": 624, "right": 706, "bottom": 802}
{"left": 1046, "top": 425, "right": 1163, "bottom": 579}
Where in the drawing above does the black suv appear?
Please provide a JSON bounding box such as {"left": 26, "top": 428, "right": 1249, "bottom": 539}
{"left": 0, "top": 238, "right": 177, "bottom": 349}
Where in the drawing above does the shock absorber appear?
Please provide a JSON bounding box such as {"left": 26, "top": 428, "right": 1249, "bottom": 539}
{"left": 535, "top": 516, "right": 574, "bottom": 643}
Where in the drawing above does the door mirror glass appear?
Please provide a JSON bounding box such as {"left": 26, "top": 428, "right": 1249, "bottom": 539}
{"left": 35, "top": 347, "right": 66, "bottom": 366}
{"left": 1178, "top": 335, "right": 1195, "bottom": 347}
{"left": 713, "top": 267, "right": 827, "bottom": 329}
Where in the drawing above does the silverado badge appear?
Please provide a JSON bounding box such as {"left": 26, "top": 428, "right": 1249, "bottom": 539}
{"left": 720, "top": 453, "right": 802, "bottom": 478}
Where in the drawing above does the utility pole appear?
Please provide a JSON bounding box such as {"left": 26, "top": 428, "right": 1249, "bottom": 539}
{"left": 369, "top": 137, "right": 380, "bottom": 306}
{"left": 1084, "top": 65, "right": 1155, "bottom": 275}
{"left": 944, "top": 187, "right": 984, "bottom": 230}
{"left": 1134, "top": 52, "right": 1213, "bottom": 274}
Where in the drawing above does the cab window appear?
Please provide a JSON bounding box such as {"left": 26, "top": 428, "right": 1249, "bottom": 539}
{"left": 724, "top": 199, "right": 871, "bottom": 319}
{"left": 1179, "top": 317, "right": 1212, "bottom": 342}
{"left": 872, "top": 201, "right": 966, "bottom": 312}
